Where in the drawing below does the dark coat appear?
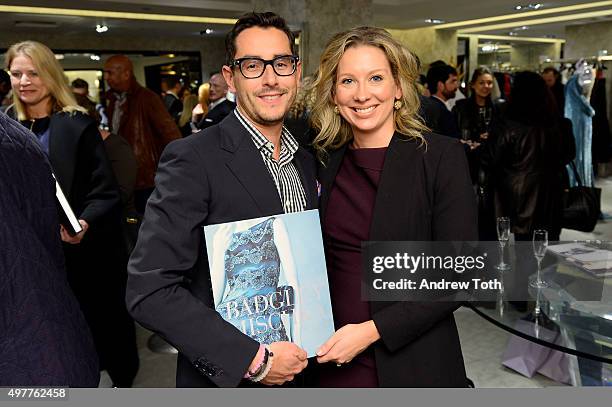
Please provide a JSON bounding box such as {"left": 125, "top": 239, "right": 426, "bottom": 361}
{"left": 126, "top": 112, "right": 318, "bottom": 387}
{"left": 429, "top": 96, "right": 460, "bottom": 139}
{"left": 163, "top": 93, "right": 183, "bottom": 124}
{"left": 318, "top": 132, "right": 478, "bottom": 387}
{"left": 0, "top": 111, "right": 99, "bottom": 386}
{"left": 47, "top": 112, "right": 139, "bottom": 387}
{"left": 481, "top": 118, "right": 575, "bottom": 239}
{"left": 197, "top": 99, "right": 236, "bottom": 130}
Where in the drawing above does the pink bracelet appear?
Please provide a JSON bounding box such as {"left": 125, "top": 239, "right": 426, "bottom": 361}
{"left": 244, "top": 345, "right": 265, "bottom": 379}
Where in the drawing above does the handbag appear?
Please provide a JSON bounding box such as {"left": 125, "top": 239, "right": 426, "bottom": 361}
{"left": 561, "top": 162, "right": 601, "bottom": 232}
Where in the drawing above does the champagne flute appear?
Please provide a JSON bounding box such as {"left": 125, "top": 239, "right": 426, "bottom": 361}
{"left": 530, "top": 229, "right": 549, "bottom": 288}
{"left": 496, "top": 217, "right": 511, "bottom": 271}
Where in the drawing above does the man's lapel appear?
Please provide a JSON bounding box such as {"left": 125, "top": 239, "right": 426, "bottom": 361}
{"left": 220, "top": 114, "right": 284, "bottom": 216}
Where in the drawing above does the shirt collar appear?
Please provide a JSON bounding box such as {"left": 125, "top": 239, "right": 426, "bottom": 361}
{"left": 234, "top": 108, "right": 299, "bottom": 159}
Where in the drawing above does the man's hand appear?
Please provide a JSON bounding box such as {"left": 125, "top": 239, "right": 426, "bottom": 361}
{"left": 316, "top": 320, "right": 380, "bottom": 365}
{"left": 260, "top": 342, "right": 308, "bottom": 385}
{"left": 60, "top": 219, "right": 89, "bottom": 244}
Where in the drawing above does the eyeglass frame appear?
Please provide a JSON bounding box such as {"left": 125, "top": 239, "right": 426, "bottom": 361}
{"left": 229, "top": 55, "right": 300, "bottom": 79}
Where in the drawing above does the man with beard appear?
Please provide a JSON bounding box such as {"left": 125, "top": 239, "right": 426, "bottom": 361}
{"left": 126, "top": 11, "right": 316, "bottom": 387}
{"left": 426, "top": 64, "right": 460, "bottom": 138}
{"left": 196, "top": 72, "right": 235, "bottom": 130}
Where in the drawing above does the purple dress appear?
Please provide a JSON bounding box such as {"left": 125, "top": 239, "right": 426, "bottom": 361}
{"left": 318, "top": 146, "right": 387, "bottom": 387}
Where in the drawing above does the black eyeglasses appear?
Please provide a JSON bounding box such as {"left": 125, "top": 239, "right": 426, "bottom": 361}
{"left": 230, "top": 55, "right": 299, "bottom": 79}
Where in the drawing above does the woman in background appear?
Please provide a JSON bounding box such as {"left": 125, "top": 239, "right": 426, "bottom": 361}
{"left": 310, "top": 26, "right": 477, "bottom": 387}
{"left": 482, "top": 71, "right": 575, "bottom": 242}
{"left": 190, "top": 83, "right": 210, "bottom": 131}
{"left": 6, "top": 40, "right": 139, "bottom": 387}
{"left": 453, "top": 67, "right": 502, "bottom": 240}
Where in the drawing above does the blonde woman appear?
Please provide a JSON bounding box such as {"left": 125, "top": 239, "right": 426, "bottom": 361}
{"left": 6, "top": 41, "right": 139, "bottom": 387}
{"left": 190, "top": 83, "right": 210, "bottom": 128}
{"left": 310, "top": 27, "right": 477, "bottom": 387}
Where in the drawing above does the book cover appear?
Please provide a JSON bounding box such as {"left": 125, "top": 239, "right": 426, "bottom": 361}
{"left": 204, "top": 210, "right": 334, "bottom": 357}
{"left": 54, "top": 176, "right": 83, "bottom": 236}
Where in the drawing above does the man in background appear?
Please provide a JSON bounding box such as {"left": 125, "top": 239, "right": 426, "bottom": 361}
{"left": 103, "top": 55, "right": 181, "bottom": 213}
{"left": 162, "top": 76, "right": 183, "bottom": 124}
{"left": 196, "top": 72, "right": 235, "bottom": 130}
{"left": 542, "top": 67, "right": 565, "bottom": 114}
{"left": 426, "top": 64, "right": 460, "bottom": 138}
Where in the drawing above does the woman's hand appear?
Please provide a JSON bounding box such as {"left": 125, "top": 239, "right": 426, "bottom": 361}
{"left": 316, "top": 320, "right": 381, "bottom": 365}
{"left": 60, "top": 219, "right": 89, "bottom": 244}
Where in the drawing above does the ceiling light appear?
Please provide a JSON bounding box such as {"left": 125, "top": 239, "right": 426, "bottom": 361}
{"left": 509, "top": 31, "right": 518, "bottom": 36}
{"left": 435, "top": 1, "right": 612, "bottom": 29}
{"left": 54, "top": 54, "right": 64, "bottom": 60}
{"left": 459, "top": 33, "right": 565, "bottom": 44}
{"left": 425, "top": 18, "right": 445, "bottom": 24}
{"left": 0, "top": 5, "right": 237, "bottom": 25}
{"left": 205, "top": 28, "right": 213, "bottom": 34}
{"left": 90, "top": 54, "right": 101, "bottom": 61}
{"left": 95, "top": 24, "right": 108, "bottom": 33}
{"left": 458, "top": 8, "right": 612, "bottom": 33}
{"left": 514, "top": 3, "right": 543, "bottom": 11}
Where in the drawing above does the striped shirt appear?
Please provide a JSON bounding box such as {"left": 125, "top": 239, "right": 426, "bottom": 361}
{"left": 234, "top": 108, "right": 307, "bottom": 213}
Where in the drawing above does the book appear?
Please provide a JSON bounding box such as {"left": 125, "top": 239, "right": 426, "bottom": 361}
{"left": 548, "top": 242, "right": 612, "bottom": 278}
{"left": 54, "top": 175, "right": 83, "bottom": 236}
{"left": 204, "top": 210, "right": 334, "bottom": 357}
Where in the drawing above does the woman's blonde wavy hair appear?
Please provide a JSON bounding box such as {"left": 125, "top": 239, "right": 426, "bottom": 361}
{"left": 6, "top": 41, "right": 86, "bottom": 121}
{"left": 310, "top": 26, "right": 427, "bottom": 160}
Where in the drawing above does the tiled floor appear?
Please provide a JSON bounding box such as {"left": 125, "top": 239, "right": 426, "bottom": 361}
{"left": 101, "top": 176, "right": 612, "bottom": 388}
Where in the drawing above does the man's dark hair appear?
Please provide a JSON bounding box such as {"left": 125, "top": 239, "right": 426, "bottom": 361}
{"left": 162, "top": 76, "right": 180, "bottom": 89}
{"left": 71, "top": 78, "right": 89, "bottom": 90}
{"left": 426, "top": 64, "right": 457, "bottom": 94}
{"left": 0, "top": 69, "right": 10, "bottom": 84}
{"left": 225, "top": 11, "right": 296, "bottom": 66}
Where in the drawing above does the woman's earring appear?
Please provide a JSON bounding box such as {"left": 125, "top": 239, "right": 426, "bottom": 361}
{"left": 394, "top": 100, "right": 402, "bottom": 110}
{"left": 334, "top": 105, "right": 340, "bottom": 114}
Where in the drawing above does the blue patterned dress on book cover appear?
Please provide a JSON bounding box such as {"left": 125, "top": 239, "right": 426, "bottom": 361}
{"left": 215, "top": 218, "right": 293, "bottom": 343}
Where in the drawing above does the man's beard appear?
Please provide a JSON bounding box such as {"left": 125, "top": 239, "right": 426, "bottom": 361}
{"left": 442, "top": 88, "right": 456, "bottom": 100}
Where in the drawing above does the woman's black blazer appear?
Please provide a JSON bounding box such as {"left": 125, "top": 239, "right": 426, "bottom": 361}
{"left": 48, "top": 111, "right": 119, "bottom": 225}
{"left": 318, "top": 132, "right": 478, "bottom": 387}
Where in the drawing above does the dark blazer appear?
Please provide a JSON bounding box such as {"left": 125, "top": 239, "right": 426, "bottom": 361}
{"left": 163, "top": 93, "right": 183, "bottom": 124}
{"left": 418, "top": 95, "right": 441, "bottom": 132}
{"left": 197, "top": 99, "right": 236, "bottom": 130}
{"left": 318, "top": 132, "right": 478, "bottom": 387}
{"left": 0, "top": 111, "right": 99, "bottom": 386}
{"left": 429, "top": 96, "right": 460, "bottom": 139}
{"left": 126, "top": 112, "right": 318, "bottom": 387}
{"left": 48, "top": 112, "right": 120, "bottom": 225}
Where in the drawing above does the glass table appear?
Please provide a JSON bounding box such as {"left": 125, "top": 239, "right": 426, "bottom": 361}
{"left": 468, "top": 244, "right": 612, "bottom": 386}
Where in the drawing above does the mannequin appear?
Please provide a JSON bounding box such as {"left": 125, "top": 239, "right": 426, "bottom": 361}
{"left": 565, "top": 59, "right": 596, "bottom": 187}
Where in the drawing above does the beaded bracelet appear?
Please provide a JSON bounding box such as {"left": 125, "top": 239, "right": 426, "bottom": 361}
{"left": 250, "top": 346, "right": 274, "bottom": 383}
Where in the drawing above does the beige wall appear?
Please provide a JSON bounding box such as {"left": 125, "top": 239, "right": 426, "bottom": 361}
{"left": 509, "top": 43, "right": 561, "bottom": 70}
{"left": 388, "top": 27, "right": 458, "bottom": 68}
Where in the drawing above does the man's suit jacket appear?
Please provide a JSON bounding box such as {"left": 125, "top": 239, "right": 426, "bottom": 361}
{"left": 318, "top": 132, "right": 477, "bottom": 387}
{"left": 429, "top": 96, "right": 460, "bottom": 139}
{"left": 163, "top": 93, "right": 183, "bottom": 124}
{"left": 197, "top": 99, "right": 236, "bottom": 130}
{"left": 126, "top": 112, "right": 318, "bottom": 387}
